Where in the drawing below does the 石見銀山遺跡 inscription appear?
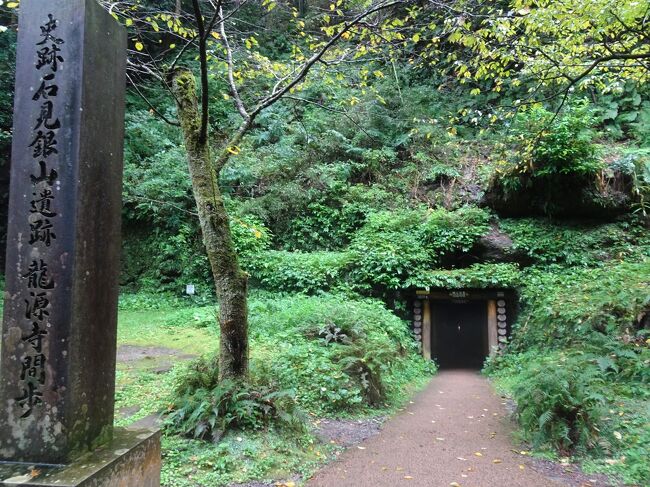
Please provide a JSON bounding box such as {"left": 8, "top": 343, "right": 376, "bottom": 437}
{"left": 0, "top": 0, "right": 126, "bottom": 466}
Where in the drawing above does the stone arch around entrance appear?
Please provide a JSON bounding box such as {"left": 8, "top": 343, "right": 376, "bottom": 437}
{"left": 411, "top": 289, "right": 516, "bottom": 368}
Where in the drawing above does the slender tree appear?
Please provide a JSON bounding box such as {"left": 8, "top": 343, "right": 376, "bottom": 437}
{"left": 101, "top": 0, "right": 410, "bottom": 380}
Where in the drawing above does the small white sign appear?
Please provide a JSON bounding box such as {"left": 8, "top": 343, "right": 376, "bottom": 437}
{"left": 185, "top": 284, "right": 195, "bottom": 296}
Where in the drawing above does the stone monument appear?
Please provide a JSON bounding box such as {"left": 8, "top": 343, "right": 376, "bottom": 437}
{"left": 0, "top": 0, "right": 160, "bottom": 485}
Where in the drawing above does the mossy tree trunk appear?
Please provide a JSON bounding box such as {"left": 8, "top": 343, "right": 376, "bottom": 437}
{"left": 161, "top": 0, "right": 397, "bottom": 381}
{"left": 171, "top": 69, "right": 249, "bottom": 380}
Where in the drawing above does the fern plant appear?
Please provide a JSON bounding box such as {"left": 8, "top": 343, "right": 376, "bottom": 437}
{"left": 164, "top": 357, "right": 305, "bottom": 443}
{"left": 512, "top": 354, "right": 607, "bottom": 453}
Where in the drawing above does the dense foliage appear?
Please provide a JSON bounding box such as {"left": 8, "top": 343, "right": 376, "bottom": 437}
{"left": 159, "top": 295, "right": 434, "bottom": 466}
{"left": 486, "top": 259, "right": 650, "bottom": 484}
{"left": 0, "top": 0, "right": 649, "bottom": 485}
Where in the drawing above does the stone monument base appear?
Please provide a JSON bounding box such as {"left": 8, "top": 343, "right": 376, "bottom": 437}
{"left": 0, "top": 428, "right": 160, "bottom": 487}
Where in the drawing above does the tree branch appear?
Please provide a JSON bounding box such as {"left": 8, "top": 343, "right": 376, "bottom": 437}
{"left": 191, "top": 0, "right": 210, "bottom": 144}
{"left": 126, "top": 73, "right": 180, "bottom": 126}
{"left": 220, "top": 5, "right": 250, "bottom": 120}
{"left": 250, "top": 0, "right": 404, "bottom": 118}
{"left": 285, "top": 95, "right": 379, "bottom": 142}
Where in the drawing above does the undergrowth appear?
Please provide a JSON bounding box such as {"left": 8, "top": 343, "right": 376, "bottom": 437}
{"left": 486, "top": 259, "right": 650, "bottom": 485}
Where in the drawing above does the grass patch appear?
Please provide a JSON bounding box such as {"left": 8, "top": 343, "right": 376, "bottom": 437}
{"left": 115, "top": 291, "right": 433, "bottom": 486}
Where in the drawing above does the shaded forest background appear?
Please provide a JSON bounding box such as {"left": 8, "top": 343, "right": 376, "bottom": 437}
{"left": 0, "top": 1, "right": 648, "bottom": 485}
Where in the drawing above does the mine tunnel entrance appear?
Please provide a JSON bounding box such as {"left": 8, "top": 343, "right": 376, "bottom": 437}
{"left": 432, "top": 300, "right": 486, "bottom": 369}
{"left": 411, "top": 289, "right": 514, "bottom": 369}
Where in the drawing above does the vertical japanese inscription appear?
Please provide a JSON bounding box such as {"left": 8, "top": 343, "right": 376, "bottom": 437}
{"left": 16, "top": 13, "right": 65, "bottom": 419}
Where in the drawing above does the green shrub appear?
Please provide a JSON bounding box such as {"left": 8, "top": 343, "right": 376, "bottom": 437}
{"left": 230, "top": 215, "right": 272, "bottom": 257}
{"left": 422, "top": 206, "right": 491, "bottom": 254}
{"left": 499, "top": 103, "right": 601, "bottom": 181}
{"left": 488, "top": 104, "right": 608, "bottom": 215}
{"left": 347, "top": 209, "right": 430, "bottom": 290}
{"left": 500, "top": 218, "right": 650, "bottom": 267}
{"left": 512, "top": 261, "right": 650, "bottom": 349}
{"left": 245, "top": 251, "right": 352, "bottom": 294}
{"left": 612, "top": 148, "right": 650, "bottom": 216}
{"left": 348, "top": 207, "right": 491, "bottom": 291}
{"left": 486, "top": 256, "right": 650, "bottom": 484}
{"left": 406, "top": 263, "right": 521, "bottom": 289}
{"left": 510, "top": 352, "right": 607, "bottom": 453}
{"left": 165, "top": 357, "right": 304, "bottom": 443}
{"left": 247, "top": 295, "right": 434, "bottom": 414}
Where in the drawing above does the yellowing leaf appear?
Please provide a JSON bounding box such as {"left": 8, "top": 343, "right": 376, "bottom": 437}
{"left": 210, "top": 32, "right": 221, "bottom": 40}
{"left": 125, "top": 18, "right": 133, "bottom": 27}
{"left": 7, "top": 2, "right": 19, "bottom": 8}
{"left": 227, "top": 146, "right": 241, "bottom": 155}
{"left": 135, "top": 42, "right": 144, "bottom": 51}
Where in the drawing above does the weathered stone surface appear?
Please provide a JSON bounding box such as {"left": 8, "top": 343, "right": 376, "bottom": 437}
{"left": 475, "top": 224, "right": 530, "bottom": 264}
{"left": 0, "top": 428, "right": 161, "bottom": 487}
{"left": 0, "top": 0, "right": 126, "bottom": 464}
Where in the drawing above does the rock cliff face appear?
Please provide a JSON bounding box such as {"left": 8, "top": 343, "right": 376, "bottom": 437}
{"left": 474, "top": 224, "right": 531, "bottom": 265}
{"left": 482, "top": 171, "right": 633, "bottom": 218}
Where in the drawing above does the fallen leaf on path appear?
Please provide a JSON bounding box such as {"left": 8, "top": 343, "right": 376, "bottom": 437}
{"left": 474, "top": 452, "right": 483, "bottom": 457}
{"left": 456, "top": 457, "right": 467, "bottom": 461}
{"left": 519, "top": 465, "right": 525, "bottom": 470}
{"left": 450, "top": 483, "right": 461, "bottom": 487}
{"left": 436, "top": 437, "right": 445, "bottom": 441}
{"left": 404, "top": 476, "right": 413, "bottom": 479}
{"left": 357, "top": 446, "right": 366, "bottom": 450}
{"left": 493, "top": 459, "right": 502, "bottom": 464}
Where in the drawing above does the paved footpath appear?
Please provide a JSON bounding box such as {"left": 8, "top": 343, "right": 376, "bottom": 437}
{"left": 308, "top": 370, "right": 564, "bottom": 487}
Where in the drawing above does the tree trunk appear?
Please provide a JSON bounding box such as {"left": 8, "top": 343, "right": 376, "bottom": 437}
{"left": 170, "top": 69, "right": 249, "bottom": 380}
